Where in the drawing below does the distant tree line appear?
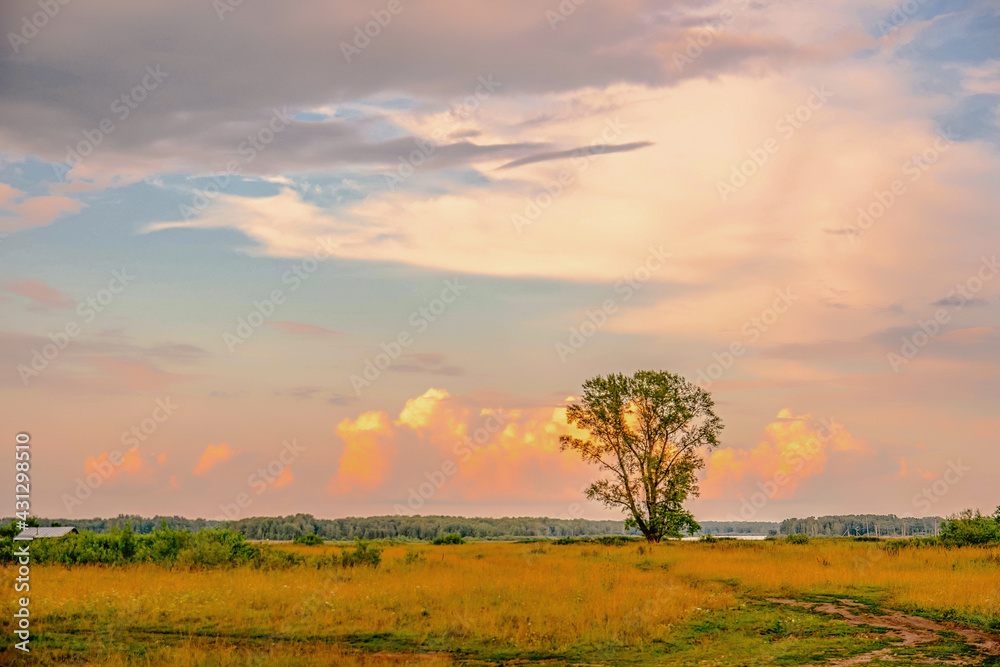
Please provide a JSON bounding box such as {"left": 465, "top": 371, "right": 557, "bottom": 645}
{"left": 223, "top": 514, "right": 630, "bottom": 541}
{"left": 5, "top": 514, "right": 629, "bottom": 541}
{"left": 12, "top": 512, "right": 989, "bottom": 542}
{"left": 780, "top": 514, "right": 943, "bottom": 537}
{"left": 696, "top": 521, "right": 779, "bottom": 536}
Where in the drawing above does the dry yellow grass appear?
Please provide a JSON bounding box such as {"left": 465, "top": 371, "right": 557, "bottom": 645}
{"left": 12, "top": 542, "right": 733, "bottom": 652}
{"left": 665, "top": 539, "right": 1000, "bottom": 621}
{"left": 2, "top": 539, "right": 998, "bottom": 665}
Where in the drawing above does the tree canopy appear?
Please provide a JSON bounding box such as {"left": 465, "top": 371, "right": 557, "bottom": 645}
{"left": 560, "top": 370, "right": 722, "bottom": 542}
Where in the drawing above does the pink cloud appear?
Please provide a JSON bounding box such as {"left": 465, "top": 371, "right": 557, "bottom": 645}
{"left": 0, "top": 188, "right": 83, "bottom": 232}
{"left": 6, "top": 279, "right": 75, "bottom": 308}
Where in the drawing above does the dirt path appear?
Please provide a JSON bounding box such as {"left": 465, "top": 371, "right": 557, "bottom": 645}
{"left": 767, "top": 597, "right": 1000, "bottom": 665}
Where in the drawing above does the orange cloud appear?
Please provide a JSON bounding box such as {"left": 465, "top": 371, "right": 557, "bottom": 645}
{"left": 702, "top": 409, "right": 868, "bottom": 500}
{"left": 193, "top": 443, "right": 238, "bottom": 475}
{"left": 397, "top": 388, "right": 455, "bottom": 429}
{"left": 328, "top": 388, "right": 592, "bottom": 504}
{"left": 328, "top": 410, "right": 393, "bottom": 494}
{"left": 84, "top": 446, "right": 150, "bottom": 481}
{"left": 274, "top": 466, "right": 294, "bottom": 488}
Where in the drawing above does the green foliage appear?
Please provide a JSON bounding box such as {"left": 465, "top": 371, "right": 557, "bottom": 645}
{"left": 700, "top": 533, "right": 718, "bottom": 543}
{"left": 786, "top": 534, "right": 810, "bottom": 545}
{"left": 432, "top": 533, "right": 466, "bottom": 545}
{"left": 293, "top": 534, "right": 324, "bottom": 545}
{"left": 3, "top": 524, "right": 390, "bottom": 571}
{"left": 23, "top": 525, "right": 259, "bottom": 567}
{"left": 560, "top": 370, "right": 722, "bottom": 543}
{"left": 0, "top": 520, "right": 19, "bottom": 563}
{"left": 403, "top": 551, "right": 425, "bottom": 565}
{"left": 340, "top": 539, "right": 383, "bottom": 567}
{"left": 940, "top": 508, "right": 1000, "bottom": 546}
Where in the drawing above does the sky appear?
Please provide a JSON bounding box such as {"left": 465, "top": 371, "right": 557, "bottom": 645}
{"left": 1, "top": 0, "right": 998, "bottom": 524}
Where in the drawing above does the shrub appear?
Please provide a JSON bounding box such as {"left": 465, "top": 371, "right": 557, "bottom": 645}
{"left": 432, "top": 533, "right": 466, "bottom": 545}
{"left": 293, "top": 534, "right": 324, "bottom": 546}
{"left": 786, "top": 534, "right": 809, "bottom": 545}
{"left": 940, "top": 509, "right": 1000, "bottom": 546}
{"left": 340, "top": 539, "right": 383, "bottom": 567}
{"left": 699, "top": 534, "right": 717, "bottom": 543}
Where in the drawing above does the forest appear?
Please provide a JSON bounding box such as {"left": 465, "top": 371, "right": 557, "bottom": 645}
{"left": 779, "top": 514, "right": 944, "bottom": 537}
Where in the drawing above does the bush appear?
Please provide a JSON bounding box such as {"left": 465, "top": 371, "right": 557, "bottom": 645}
{"left": 432, "top": 533, "right": 466, "bottom": 545}
{"left": 699, "top": 533, "right": 718, "bottom": 543}
{"left": 293, "top": 534, "right": 324, "bottom": 546}
{"left": 340, "top": 539, "right": 383, "bottom": 567}
{"left": 786, "top": 534, "right": 810, "bottom": 545}
{"left": 940, "top": 509, "right": 1000, "bottom": 546}
{"left": 22, "top": 524, "right": 259, "bottom": 568}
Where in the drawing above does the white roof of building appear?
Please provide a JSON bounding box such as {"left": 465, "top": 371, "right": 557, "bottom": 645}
{"left": 16, "top": 526, "right": 78, "bottom": 538}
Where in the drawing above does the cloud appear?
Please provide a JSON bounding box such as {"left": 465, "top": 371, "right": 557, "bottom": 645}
{"left": 84, "top": 446, "right": 151, "bottom": 481}
{"left": 495, "top": 141, "right": 654, "bottom": 170}
{"left": 0, "top": 184, "right": 83, "bottom": 231}
{"left": 328, "top": 388, "right": 594, "bottom": 505}
{"left": 4, "top": 279, "right": 75, "bottom": 309}
{"left": 931, "top": 297, "right": 989, "bottom": 307}
{"left": 701, "top": 409, "right": 868, "bottom": 500}
{"left": 328, "top": 410, "right": 394, "bottom": 495}
{"left": 274, "top": 386, "right": 322, "bottom": 399}
{"left": 0, "top": 0, "right": 816, "bottom": 181}
{"left": 193, "top": 443, "right": 238, "bottom": 475}
{"left": 273, "top": 466, "right": 294, "bottom": 488}
{"left": 0, "top": 330, "right": 208, "bottom": 391}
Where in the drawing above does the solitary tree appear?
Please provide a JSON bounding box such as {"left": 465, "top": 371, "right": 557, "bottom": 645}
{"left": 560, "top": 370, "right": 722, "bottom": 542}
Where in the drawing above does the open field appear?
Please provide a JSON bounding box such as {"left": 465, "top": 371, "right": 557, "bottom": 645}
{"left": 2, "top": 538, "right": 999, "bottom": 666}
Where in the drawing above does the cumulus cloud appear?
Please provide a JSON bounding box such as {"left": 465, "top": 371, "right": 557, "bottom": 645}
{"left": 193, "top": 442, "right": 239, "bottom": 475}
{"left": 701, "top": 409, "right": 868, "bottom": 500}
{"left": 328, "top": 388, "right": 595, "bottom": 506}
{"left": 328, "top": 410, "right": 394, "bottom": 495}
{"left": 84, "top": 446, "right": 152, "bottom": 481}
